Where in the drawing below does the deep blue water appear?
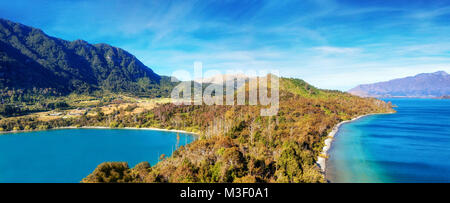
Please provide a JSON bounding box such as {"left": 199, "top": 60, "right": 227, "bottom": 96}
{"left": 327, "top": 98, "right": 450, "bottom": 183}
{"left": 0, "top": 128, "right": 195, "bottom": 183}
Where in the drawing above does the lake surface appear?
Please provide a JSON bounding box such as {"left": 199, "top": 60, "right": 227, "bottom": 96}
{"left": 327, "top": 98, "right": 450, "bottom": 183}
{"left": 0, "top": 128, "right": 195, "bottom": 183}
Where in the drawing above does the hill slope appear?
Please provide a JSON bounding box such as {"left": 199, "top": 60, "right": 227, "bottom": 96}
{"left": 0, "top": 18, "right": 165, "bottom": 95}
{"left": 348, "top": 71, "right": 450, "bottom": 98}
{"left": 78, "top": 77, "right": 394, "bottom": 183}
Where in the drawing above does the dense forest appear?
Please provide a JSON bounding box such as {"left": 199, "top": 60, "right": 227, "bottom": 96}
{"left": 0, "top": 77, "right": 394, "bottom": 182}
{"left": 83, "top": 77, "right": 394, "bottom": 183}
{"left": 0, "top": 18, "right": 179, "bottom": 117}
{"left": 0, "top": 18, "right": 175, "bottom": 97}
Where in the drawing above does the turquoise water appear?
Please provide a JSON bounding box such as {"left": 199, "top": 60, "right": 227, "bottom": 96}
{"left": 327, "top": 98, "right": 450, "bottom": 183}
{"left": 0, "top": 128, "right": 195, "bottom": 183}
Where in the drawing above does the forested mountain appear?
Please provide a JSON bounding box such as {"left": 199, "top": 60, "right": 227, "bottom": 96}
{"left": 0, "top": 18, "right": 170, "bottom": 96}
{"left": 348, "top": 71, "right": 450, "bottom": 98}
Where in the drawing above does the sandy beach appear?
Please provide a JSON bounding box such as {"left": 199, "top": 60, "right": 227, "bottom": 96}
{"left": 316, "top": 112, "right": 393, "bottom": 175}
{"left": 0, "top": 126, "right": 198, "bottom": 135}
{"left": 60, "top": 126, "right": 199, "bottom": 135}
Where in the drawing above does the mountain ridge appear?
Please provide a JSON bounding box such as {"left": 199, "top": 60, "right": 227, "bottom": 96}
{"left": 0, "top": 18, "right": 168, "bottom": 96}
{"left": 348, "top": 71, "right": 450, "bottom": 98}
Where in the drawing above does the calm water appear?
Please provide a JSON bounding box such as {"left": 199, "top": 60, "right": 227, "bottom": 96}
{"left": 0, "top": 128, "right": 195, "bottom": 183}
{"left": 327, "top": 98, "right": 450, "bottom": 183}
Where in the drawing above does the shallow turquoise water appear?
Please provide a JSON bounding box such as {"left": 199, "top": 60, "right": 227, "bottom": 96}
{"left": 327, "top": 98, "right": 450, "bottom": 183}
{"left": 0, "top": 128, "right": 195, "bottom": 183}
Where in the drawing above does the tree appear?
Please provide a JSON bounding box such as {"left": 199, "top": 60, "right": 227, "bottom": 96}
{"left": 82, "top": 162, "right": 133, "bottom": 183}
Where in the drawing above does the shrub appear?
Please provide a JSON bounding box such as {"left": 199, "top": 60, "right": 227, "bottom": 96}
{"left": 38, "top": 125, "right": 49, "bottom": 130}
{"left": 134, "top": 162, "right": 151, "bottom": 170}
{"left": 109, "top": 122, "right": 118, "bottom": 128}
{"left": 171, "top": 159, "right": 198, "bottom": 183}
{"left": 216, "top": 147, "right": 225, "bottom": 156}
{"left": 233, "top": 175, "right": 257, "bottom": 183}
{"left": 132, "top": 161, "right": 151, "bottom": 182}
{"left": 82, "top": 162, "right": 133, "bottom": 183}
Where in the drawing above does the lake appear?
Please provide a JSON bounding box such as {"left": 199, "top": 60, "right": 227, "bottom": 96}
{"left": 327, "top": 98, "right": 450, "bottom": 183}
{"left": 0, "top": 128, "right": 196, "bottom": 183}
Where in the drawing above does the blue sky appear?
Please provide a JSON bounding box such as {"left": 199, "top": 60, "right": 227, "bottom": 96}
{"left": 1, "top": 0, "right": 450, "bottom": 90}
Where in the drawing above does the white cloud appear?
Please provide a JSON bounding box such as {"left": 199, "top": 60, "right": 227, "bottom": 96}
{"left": 409, "top": 6, "right": 450, "bottom": 19}
{"left": 313, "top": 46, "right": 362, "bottom": 55}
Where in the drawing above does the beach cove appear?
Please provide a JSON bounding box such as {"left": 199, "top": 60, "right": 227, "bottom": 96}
{"left": 325, "top": 98, "right": 450, "bottom": 183}
{"left": 0, "top": 128, "right": 196, "bottom": 183}
{"left": 317, "top": 114, "right": 383, "bottom": 171}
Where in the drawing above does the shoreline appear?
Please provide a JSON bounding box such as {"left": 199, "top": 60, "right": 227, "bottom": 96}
{"left": 0, "top": 126, "right": 199, "bottom": 135}
{"left": 316, "top": 112, "right": 393, "bottom": 179}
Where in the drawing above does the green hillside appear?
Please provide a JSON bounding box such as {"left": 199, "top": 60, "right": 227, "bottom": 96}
{"left": 0, "top": 18, "right": 173, "bottom": 96}
{"left": 0, "top": 19, "right": 178, "bottom": 117}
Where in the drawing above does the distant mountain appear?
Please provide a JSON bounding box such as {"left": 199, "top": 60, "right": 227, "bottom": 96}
{"left": 0, "top": 18, "right": 172, "bottom": 96}
{"left": 194, "top": 73, "right": 250, "bottom": 85}
{"left": 348, "top": 71, "right": 450, "bottom": 98}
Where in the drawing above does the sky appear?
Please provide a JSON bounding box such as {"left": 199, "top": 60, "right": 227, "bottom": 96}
{"left": 1, "top": 0, "right": 450, "bottom": 90}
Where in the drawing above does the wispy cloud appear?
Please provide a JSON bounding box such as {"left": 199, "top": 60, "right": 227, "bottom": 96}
{"left": 313, "top": 46, "right": 362, "bottom": 55}
{"left": 409, "top": 6, "right": 450, "bottom": 19}
{"left": 1, "top": 0, "right": 450, "bottom": 91}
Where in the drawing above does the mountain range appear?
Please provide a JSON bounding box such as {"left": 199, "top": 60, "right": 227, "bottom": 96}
{"left": 348, "top": 71, "right": 450, "bottom": 98}
{"left": 2, "top": 18, "right": 449, "bottom": 100}
{"left": 0, "top": 18, "right": 173, "bottom": 96}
